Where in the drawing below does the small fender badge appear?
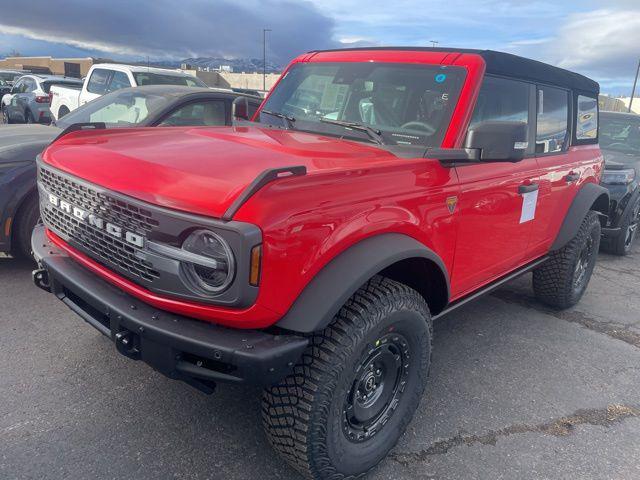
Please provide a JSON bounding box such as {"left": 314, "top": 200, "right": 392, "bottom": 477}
{"left": 446, "top": 196, "right": 458, "bottom": 214}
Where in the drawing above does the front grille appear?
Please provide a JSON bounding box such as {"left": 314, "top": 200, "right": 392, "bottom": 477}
{"left": 38, "top": 166, "right": 160, "bottom": 282}
{"left": 41, "top": 205, "right": 160, "bottom": 281}
{"left": 39, "top": 167, "right": 159, "bottom": 234}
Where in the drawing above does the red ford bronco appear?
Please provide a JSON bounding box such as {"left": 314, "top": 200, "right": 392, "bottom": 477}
{"left": 32, "top": 48, "right": 607, "bottom": 479}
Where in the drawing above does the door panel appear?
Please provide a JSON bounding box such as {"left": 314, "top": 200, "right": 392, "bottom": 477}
{"left": 528, "top": 85, "right": 574, "bottom": 256}
{"left": 451, "top": 159, "right": 539, "bottom": 298}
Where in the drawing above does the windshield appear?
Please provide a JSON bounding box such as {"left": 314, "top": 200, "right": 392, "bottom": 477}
{"left": 600, "top": 114, "right": 640, "bottom": 156}
{"left": 56, "top": 89, "right": 170, "bottom": 128}
{"left": 259, "top": 62, "right": 465, "bottom": 146}
{"left": 133, "top": 72, "right": 207, "bottom": 88}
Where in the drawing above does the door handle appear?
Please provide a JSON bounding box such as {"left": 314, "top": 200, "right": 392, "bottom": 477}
{"left": 518, "top": 183, "right": 539, "bottom": 194}
{"left": 565, "top": 172, "right": 580, "bottom": 183}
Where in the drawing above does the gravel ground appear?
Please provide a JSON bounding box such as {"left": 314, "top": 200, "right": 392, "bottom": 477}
{"left": 1, "top": 243, "right": 639, "bottom": 480}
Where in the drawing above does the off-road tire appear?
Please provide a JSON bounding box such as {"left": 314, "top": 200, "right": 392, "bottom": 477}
{"left": 25, "top": 109, "right": 35, "bottom": 124}
{"left": 603, "top": 197, "right": 640, "bottom": 256}
{"left": 262, "top": 276, "right": 432, "bottom": 480}
{"left": 1, "top": 106, "right": 9, "bottom": 124}
{"left": 533, "top": 210, "right": 601, "bottom": 309}
{"left": 13, "top": 194, "right": 40, "bottom": 258}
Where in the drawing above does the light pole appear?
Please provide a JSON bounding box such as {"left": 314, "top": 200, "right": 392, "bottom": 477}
{"left": 628, "top": 58, "right": 640, "bottom": 113}
{"left": 263, "top": 28, "right": 272, "bottom": 92}
{"left": 430, "top": 40, "right": 439, "bottom": 48}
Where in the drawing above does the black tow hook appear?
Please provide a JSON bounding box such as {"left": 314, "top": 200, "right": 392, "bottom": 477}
{"left": 115, "top": 330, "right": 141, "bottom": 360}
{"left": 32, "top": 268, "right": 50, "bottom": 292}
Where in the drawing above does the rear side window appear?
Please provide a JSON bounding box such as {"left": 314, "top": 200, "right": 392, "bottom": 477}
{"left": 24, "top": 78, "right": 37, "bottom": 92}
{"left": 158, "top": 100, "right": 226, "bottom": 127}
{"left": 576, "top": 95, "right": 598, "bottom": 140}
{"left": 87, "top": 69, "right": 111, "bottom": 94}
{"left": 133, "top": 72, "right": 207, "bottom": 87}
{"left": 107, "top": 71, "right": 132, "bottom": 93}
{"left": 469, "top": 76, "right": 531, "bottom": 135}
{"left": 536, "top": 86, "right": 569, "bottom": 154}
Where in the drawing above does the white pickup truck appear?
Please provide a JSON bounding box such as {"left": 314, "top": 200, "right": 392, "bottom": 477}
{"left": 50, "top": 63, "right": 207, "bottom": 121}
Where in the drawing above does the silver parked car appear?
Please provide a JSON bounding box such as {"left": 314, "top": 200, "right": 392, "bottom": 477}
{"left": 1, "top": 74, "right": 83, "bottom": 124}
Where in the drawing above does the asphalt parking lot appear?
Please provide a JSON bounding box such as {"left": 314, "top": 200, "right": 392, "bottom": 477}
{"left": 1, "top": 244, "right": 639, "bottom": 480}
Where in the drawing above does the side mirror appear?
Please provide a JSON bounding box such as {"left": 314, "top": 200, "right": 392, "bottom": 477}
{"left": 465, "top": 121, "right": 528, "bottom": 162}
{"left": 232, "top": 96, "right": 250, "bottom": 122}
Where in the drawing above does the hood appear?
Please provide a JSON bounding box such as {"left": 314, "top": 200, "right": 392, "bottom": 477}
{"left": 0, "top": 124, "right": 60, "bottom": 163}
{"left": 42, "top": 125, "right": 400, "bottom": 218}
{"left": 602, "top": 148, "right": 640, "bottom": 173}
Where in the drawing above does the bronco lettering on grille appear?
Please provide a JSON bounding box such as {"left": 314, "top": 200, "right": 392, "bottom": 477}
{"left": 47, "top": 193, "right": 145, "bottom": 248}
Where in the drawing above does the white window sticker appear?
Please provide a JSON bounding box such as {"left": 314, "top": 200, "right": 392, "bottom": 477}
{"left": 520, "top": 190, "right": 539, "bottom": 224}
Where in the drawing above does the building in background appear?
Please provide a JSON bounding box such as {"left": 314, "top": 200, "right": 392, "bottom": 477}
{"left": 599, "top": 94, "right": 640, "bottom": 114}
{"left": 610, "top": 96, "right": 640, "bottom": 114}
{"left": 0, "top": 56, "right": 101, "bottom": 78}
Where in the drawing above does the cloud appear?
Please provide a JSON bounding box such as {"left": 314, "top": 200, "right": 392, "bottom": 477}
{"left": 0, "top": 0, "right": 338, "bottom": 64}
{"left": 508, "top": 7, "right": 640, "bottom": 92}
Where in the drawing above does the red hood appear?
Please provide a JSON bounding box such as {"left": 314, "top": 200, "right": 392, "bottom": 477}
{"left": 42, "top": 125, "right": 400, "bottom": 218}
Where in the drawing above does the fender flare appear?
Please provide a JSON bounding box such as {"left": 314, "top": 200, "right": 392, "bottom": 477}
{"left": 617, "top": 187, "right": 640, "bottom": 227}
{"left": 275, "top": 233, "right": 450, "bottom": 333}
{"left": 551, "top": 182, "right": 610, "bottom": 251}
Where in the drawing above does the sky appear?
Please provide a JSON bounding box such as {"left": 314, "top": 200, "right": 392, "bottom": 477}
{"left": 0, "top": 0, "right": 639, "bottom": 94}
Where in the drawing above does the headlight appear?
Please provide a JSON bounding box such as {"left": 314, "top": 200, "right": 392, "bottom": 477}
{"left": 601, "top": 168, "right": 636, "bottom": 185}
{"left": 181, "top": 229, "right": 235, "bottom": 294}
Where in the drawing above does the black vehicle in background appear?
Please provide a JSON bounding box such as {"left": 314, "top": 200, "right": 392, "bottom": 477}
{"left": 599, "top": 111, "right": 640, "bottom": 255}
{"left": 0, "top": 85, "right": 262, "bottom": 257}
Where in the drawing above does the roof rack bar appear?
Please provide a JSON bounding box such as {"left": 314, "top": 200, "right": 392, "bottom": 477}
{"left": 222, "top": 166, "right": 307, "bottom": 221}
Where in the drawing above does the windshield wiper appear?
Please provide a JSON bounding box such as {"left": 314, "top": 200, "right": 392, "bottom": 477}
{"left": 319, "top": 118, "right": 385, "bottom": 145}
{"left": 261, "top": 110, "right": 296, "bottom": 129}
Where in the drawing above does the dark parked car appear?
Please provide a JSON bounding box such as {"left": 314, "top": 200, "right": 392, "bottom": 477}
{"left": 0, "top": 70, "right": 23, "bottom": 105}
{"left": 0, "top": 85, "right": 262, "bottom": 257}
{"left": 1, "top": 74, "right": 83, "bottom": 124}
{"left": 599, "top": 111, "right": 640, "bottom": 255}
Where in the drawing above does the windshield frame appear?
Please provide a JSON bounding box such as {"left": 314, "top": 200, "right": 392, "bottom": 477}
{"left": 599, "top": 113, "right": 640, "bottom": 157}
{"left": 55, "top": 88, "right": 173, "bottom": 129}
{"left": 257, "top": 61, "right": 466, "bottom": 148}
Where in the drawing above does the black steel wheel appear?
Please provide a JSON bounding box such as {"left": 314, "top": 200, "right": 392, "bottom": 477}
{"left": 342, "top": 332, "right": 410, "bottom": 443}
{"left": 572, "top": 232, "right": 595, "bottom": 295}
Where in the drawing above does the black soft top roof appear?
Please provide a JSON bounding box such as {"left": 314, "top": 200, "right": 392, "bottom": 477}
{"left": 309, "top": 47, "right": 599, "bottom": 95}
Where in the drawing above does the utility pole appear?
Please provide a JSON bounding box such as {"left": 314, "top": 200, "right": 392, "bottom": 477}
{"left": 629, "top": 58, "right": 640, "bottom": 113}
{"left": 263, "top": 28, "right": 272, "bottom": 91}
{"left": 430, "top": 40, "right": 439, "bottom": 48}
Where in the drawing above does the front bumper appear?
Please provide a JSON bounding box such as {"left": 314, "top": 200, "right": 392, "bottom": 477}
{"left": 31, "top": 225, "right": 308, "bottom": 392}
